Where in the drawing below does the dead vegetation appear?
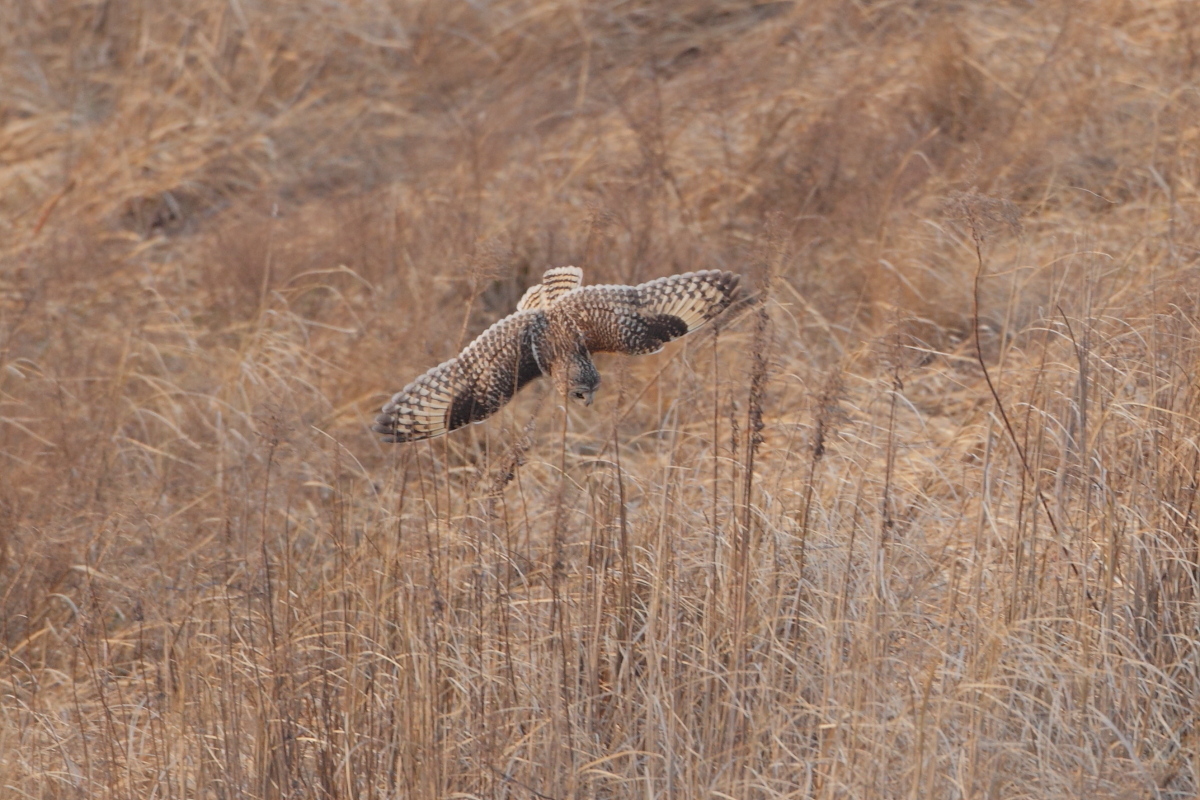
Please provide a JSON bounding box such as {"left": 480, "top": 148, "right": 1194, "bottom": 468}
{"left": 1, "top": 0, "right": 1199, "bottom": 797}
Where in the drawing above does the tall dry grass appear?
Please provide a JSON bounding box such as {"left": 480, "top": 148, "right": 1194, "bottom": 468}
{"left": 1, "top": 0, "right": 1198, "bottom": 797}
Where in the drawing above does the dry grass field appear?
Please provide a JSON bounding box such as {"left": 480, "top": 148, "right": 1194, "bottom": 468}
{"left": 2, "top": 0, "right": 1199, "bottom": 797}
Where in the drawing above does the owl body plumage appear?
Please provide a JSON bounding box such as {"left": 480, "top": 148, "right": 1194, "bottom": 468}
{"left": 374, "top": 268, "right": 740, "bottom": 442}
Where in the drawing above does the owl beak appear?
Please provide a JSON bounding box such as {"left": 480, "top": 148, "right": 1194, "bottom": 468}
{"left": 583, "top": 390, "right": 594, "bottom": 407}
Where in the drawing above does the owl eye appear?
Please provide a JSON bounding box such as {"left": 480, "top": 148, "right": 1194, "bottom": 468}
{"left": 572, "top": 391, "right": 585, "bottom": 400}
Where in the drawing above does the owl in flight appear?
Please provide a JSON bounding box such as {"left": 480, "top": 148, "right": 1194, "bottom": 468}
{"left": 373, "top": 267, "right": 741, "bottom": 442}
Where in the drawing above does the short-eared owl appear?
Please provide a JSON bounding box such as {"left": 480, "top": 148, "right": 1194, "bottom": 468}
{"left": 373, "top": 267, "right": 741, "bottom": 442}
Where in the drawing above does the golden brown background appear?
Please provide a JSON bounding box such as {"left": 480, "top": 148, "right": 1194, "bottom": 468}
{"left": 1, "top": 1, "right": 1198, "bottom": 797}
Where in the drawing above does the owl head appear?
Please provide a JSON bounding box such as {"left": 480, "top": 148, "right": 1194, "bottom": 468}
{"left": 555, "top": 351, "right": 600, "bottom": 406}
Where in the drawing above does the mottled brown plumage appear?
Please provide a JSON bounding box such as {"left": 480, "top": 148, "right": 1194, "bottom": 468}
{"left": 373, "top": 267, "right": 741, "bottom": 442}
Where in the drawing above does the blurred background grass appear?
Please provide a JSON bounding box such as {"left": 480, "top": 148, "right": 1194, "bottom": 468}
{"left": 1, "top": 1, "right": 1199, "bottom": 797}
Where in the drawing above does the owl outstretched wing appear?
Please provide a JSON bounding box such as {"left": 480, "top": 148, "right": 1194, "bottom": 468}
{"left": 566, "top": 270, "right": 741, "bottom": 355}
{"left": 373, "top": 311, "right": 546, "bottom": 443}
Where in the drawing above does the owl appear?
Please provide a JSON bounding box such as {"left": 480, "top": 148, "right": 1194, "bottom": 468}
{"left": 373, "top": 267, "right": 741, "bottom": 442}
